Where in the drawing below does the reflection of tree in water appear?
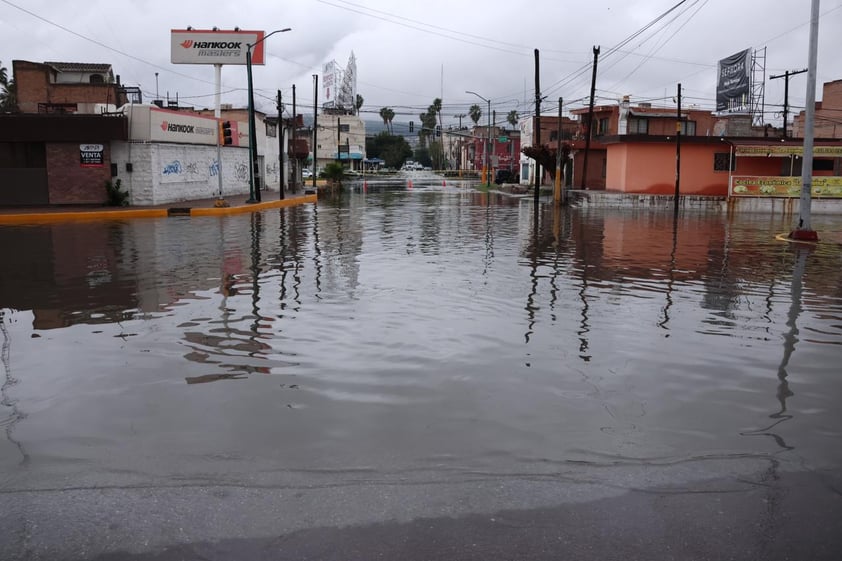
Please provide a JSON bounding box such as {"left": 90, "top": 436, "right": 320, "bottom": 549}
{"left": 0, "top": 309, "right": 29, "bottom": 464}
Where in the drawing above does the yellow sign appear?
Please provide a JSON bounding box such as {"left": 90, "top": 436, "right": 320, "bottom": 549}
{"left": 734, "top": 145, "right": 842, "bottom": 157}
{"left": 730, "top": 175, "right": 842, "bottom": 197}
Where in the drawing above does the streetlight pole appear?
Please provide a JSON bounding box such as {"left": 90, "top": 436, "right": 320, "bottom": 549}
{"left": 466, "top": 91, "right": 491, "bottom": 187}
{"left": 246, "top": 28, "right": 291, "bottom": 204}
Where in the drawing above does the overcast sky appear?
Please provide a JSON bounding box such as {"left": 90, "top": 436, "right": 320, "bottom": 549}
{"left": 3, "top": 0, "right": 842, "bottom": 129}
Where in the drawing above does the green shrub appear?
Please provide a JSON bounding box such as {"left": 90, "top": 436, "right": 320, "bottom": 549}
{"left": 105, "top": 179, "right": 130, "bottom": 206}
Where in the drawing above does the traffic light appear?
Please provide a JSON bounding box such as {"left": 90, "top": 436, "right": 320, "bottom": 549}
{"left": 409, "top": 121, "right": 414, "bottom": 133}
{"left": 435, "top": 125, "right": 441, "bottom": 137}
{"left": 219, "top": 120, "right": 233, "bottom": 145}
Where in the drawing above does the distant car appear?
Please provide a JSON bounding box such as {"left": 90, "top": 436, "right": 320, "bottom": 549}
{"left": 302, "top": 169, "right": 313, "bottom": 178}
{"left": 495, "top": 169, "right": 513, "bottom": 185}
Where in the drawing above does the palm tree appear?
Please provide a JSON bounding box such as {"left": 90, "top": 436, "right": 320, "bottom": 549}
{"left": 507, "top": 110, "right": 519, "bottom": 130}
{"left": 355, "top": 94, "right": 364, "bottom": 115}
{"left": 0, "top": 61, "right": 15, "bottom": 112}
{"left": 385, "top": 108, "right": 395, "bottom": 134}
{"left": 432, "top": 97, "right": 443, "bottom": 130}
{"left": 379, "top": 107, "right": 396, "bottom": 134}
{"left": 379, "top": 107, "right": 390, "bottom": 130}
{"left": 469, "top": 104, "right": 482, "bottom": 126}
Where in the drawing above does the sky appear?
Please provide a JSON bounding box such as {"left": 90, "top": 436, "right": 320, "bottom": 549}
{"left": 3, "top": 0, "right": 842, "bottom": 130}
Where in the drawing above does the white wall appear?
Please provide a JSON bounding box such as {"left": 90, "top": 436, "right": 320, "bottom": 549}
{"left": 111, "top": 142, "right": 257, "bottom": 205}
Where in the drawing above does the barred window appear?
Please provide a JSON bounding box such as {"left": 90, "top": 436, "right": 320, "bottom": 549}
{"left": 713, "top": 152, "right": 735, "bottom": 171}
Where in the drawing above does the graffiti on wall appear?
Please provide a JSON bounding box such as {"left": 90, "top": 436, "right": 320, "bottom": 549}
{"left": 161, "top": 158, "right": 208, "bottom": 183}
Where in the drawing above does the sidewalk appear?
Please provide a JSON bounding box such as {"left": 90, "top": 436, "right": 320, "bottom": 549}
{"left": 0, "top": 190, "right": 317, "bottom": 224}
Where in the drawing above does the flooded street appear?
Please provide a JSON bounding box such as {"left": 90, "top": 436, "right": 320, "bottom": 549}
{"left": 2, "top": 185, "right": 842, "bottom": 560}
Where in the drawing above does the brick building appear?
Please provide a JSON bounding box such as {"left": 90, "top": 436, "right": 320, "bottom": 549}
{"left": 1, "top": 60, "right": 132, "bottom": 206}
{"left": 792, "top": 79, "right": 842, "bottom": 139}
{"left": 12, "top": 60, "right": 132, "bottom": 114}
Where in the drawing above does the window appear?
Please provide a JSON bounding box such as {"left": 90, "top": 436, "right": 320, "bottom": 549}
{"left": 813, "top": 159, "right": 834, "bottom": 171}
{"left": 679, "top": 121, "right": 696, "bottom": 135}
{"left": 265, "top": 122, "right": 277, "bottom": 138}
{"left": 597, "top": 118, "right": 609, "bottom": 136}
{"left": 339, "top": 124, "right": 350, "bottom": 133}
{"left": 713, "top": 152, "right": 735, "bottom": 172}
{"left": 89, "top": 74, "right": 104, "bottom": 84}
{"left": 628, "top": 118, "right": 648, "bottom": 134}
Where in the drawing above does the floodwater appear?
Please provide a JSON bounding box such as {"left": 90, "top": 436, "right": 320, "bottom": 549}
{"left": 2, "top": 180, "right": 842, "bottom": 560}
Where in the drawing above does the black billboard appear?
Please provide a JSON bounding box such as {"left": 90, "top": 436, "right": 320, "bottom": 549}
{"left": 716, "top": 48, "right": 752, "bottom": 112}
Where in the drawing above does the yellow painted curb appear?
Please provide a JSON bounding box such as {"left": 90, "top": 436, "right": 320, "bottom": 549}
{"left": 0, "top": 208, "right": 168, "bottom": 224}
{"left": 0, "top": 195, "right": 317, "bottom": 224}
{"left": 190, "top": 195, "right": 317, "bottom": 216}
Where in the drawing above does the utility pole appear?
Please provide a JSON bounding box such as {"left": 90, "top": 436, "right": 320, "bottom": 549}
{"left": 312, "top": 74, "right": 318, "bottom": 191}
{"left": 292, "top": 84, "right": 297, "bottom": 193}
{"left": 555, "top": 97, "right": 563, "bottom": 206}
{"left": 581, "top": 45, "right": 600, "bottom": 190}
{"left": 337, "top": 117, "right": 342, "bottom": 167}
{"left": 791, "top": 0, "right": 820, "bottom": 241}
{"left": 770, "top": 68, "right": 807, "bottom": 138}
{"left": 277, "top": 89, "right": 285, "bottom": 200}
{"left": 533, "top": 48, "right": 541, "bottom": 208}
{"left": 674, "top": 83, "right": 682, "bottom": 216}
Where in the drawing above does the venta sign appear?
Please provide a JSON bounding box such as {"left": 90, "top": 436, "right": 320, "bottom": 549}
{"left": 171, "top": 29, "right": 266, "bottom": 65}
{"left": 80, "top": 144, "right": 104, "bottom": 168}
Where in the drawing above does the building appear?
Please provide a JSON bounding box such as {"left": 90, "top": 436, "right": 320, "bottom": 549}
{"left": 462, "top": 125, "right": 520, "bottom": 179}
{"left": 792, "top": 79, "right": 842, "bottom": 139}
{"left": 313, "top": 111, "right": 366, "bottom": 173}
{"left": 1, "top": 60, "right": 133, "bottom": 206}
{"left": 2, "top": 59, "right": 289, "bottom": 207}
{"left": 519, "top": 115, "right": 578, "bottom": 186}
{"left": 13, "top": 60, "right": 136, "bottom": 114}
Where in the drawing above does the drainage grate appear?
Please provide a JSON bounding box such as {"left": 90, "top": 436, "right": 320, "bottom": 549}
{"left": 167, "top": 207, "right": 191, "bottom": 216}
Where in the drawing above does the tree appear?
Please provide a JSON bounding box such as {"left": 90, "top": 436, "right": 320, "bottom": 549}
{"left": 0, "top": 61, "right": 16, "bottom": 112}
{"left": 432, "top": 97, "right": 443, "bottom": 130}
{"left": 379, "top": 107, "right": 390, "bottom": 130}
{"left": 365, "top": 131, "right": 412, "bottom": 169}
{"left": 378, "top": 106, "right": 396, "bottom": 134}
{"left": 469, "top": 104, "right": 482, "bottom": 126}
{"left": 355, "top": 94, "right": 364, "bottom": 115}
{"left": 507, "top": 110, "right": 519, "bottom": 130}
{"left": 521, "top": 142, "right": 572, "bottom": 180}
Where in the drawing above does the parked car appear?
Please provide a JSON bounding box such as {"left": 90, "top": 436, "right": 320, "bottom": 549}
{"left": 302, "top": 168, "right": 313, "bottom": 178}
{"left": 495, "top": 169, "right": 514, "bottom": 185}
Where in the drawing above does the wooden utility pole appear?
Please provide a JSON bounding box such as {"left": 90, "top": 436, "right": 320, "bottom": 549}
{"left": 292, "top": 84, "right": 297, "bottom": 193}
{"left": 581, "top": 46, "right": 600, "bottom": 190}
{"left": 277, "top": 89, "right": 285, "bottom": 200}
{"left": 770, "top": 68, "right": 807, "bottom": 138}
{"left": 555, "top": 97, "right": 563, "bottom": 206}
{"left": 312, "top": 74, "right": 318, "bottom": 190}
{"left": 533, "top": 48, "right": 541, "bottom": 208}
{"left": 674, "top": 83, "right": 682, "bottom": 216}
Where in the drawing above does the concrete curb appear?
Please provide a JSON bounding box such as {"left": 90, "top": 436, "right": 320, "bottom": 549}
{"left": 0, "top": 195, "right": 318, "bottom": 224}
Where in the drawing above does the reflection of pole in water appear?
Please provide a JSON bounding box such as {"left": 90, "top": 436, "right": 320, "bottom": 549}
{"left": 575, "top": 213, "right": 592, "bottom": 362}
{"left": 482, "top": 198, "right": 494, "bottom": 279}
{"left": 524, "top": 216, "right": 540, "bottom": 344}
{"left": 658, "top": 215, "right": 679, "bottom": 331}
{"left": 774, "top": 247, "right": 808, "bottom": 419}
{"left": 312, "top": 204, "right": 323, "bottom": 295}
{"left": 0, "top": 309, "right": 29, "bottom": 464}
{"left": 249, "top": 212, "right": 263, "bottom": 337}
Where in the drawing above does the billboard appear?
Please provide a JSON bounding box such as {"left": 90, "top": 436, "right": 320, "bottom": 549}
{"left": 171, "top": 29, "right": 266, "bottom": 65}
{"left": 716, "top": 48, "right": 751, "bottom": 112}
{"left": 322, "top": 60, "right": 340, "bottom": 108}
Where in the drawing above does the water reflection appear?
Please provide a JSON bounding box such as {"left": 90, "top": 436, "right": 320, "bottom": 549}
{"left": 1, "top": 193, "right": 841, "bottom": 496}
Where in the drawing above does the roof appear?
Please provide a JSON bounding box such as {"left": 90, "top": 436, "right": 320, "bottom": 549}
{"left": 45, "top": 62, "right": 113, "bottom": 74}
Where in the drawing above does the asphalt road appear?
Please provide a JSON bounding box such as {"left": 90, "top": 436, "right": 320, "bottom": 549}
{"left": 2, "top": 466, "right": 840, "bottom": 561}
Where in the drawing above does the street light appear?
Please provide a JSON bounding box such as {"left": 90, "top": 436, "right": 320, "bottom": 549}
{"left": 466, "top": 90, "right": 491, "bottom": 187}
{"left": 246, "top": 28, "right": 292, "bottom": 204}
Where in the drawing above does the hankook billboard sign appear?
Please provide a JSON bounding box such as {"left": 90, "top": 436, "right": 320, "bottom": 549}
{"left": 171, "top": 29, "right": 266, "bottom": 65}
